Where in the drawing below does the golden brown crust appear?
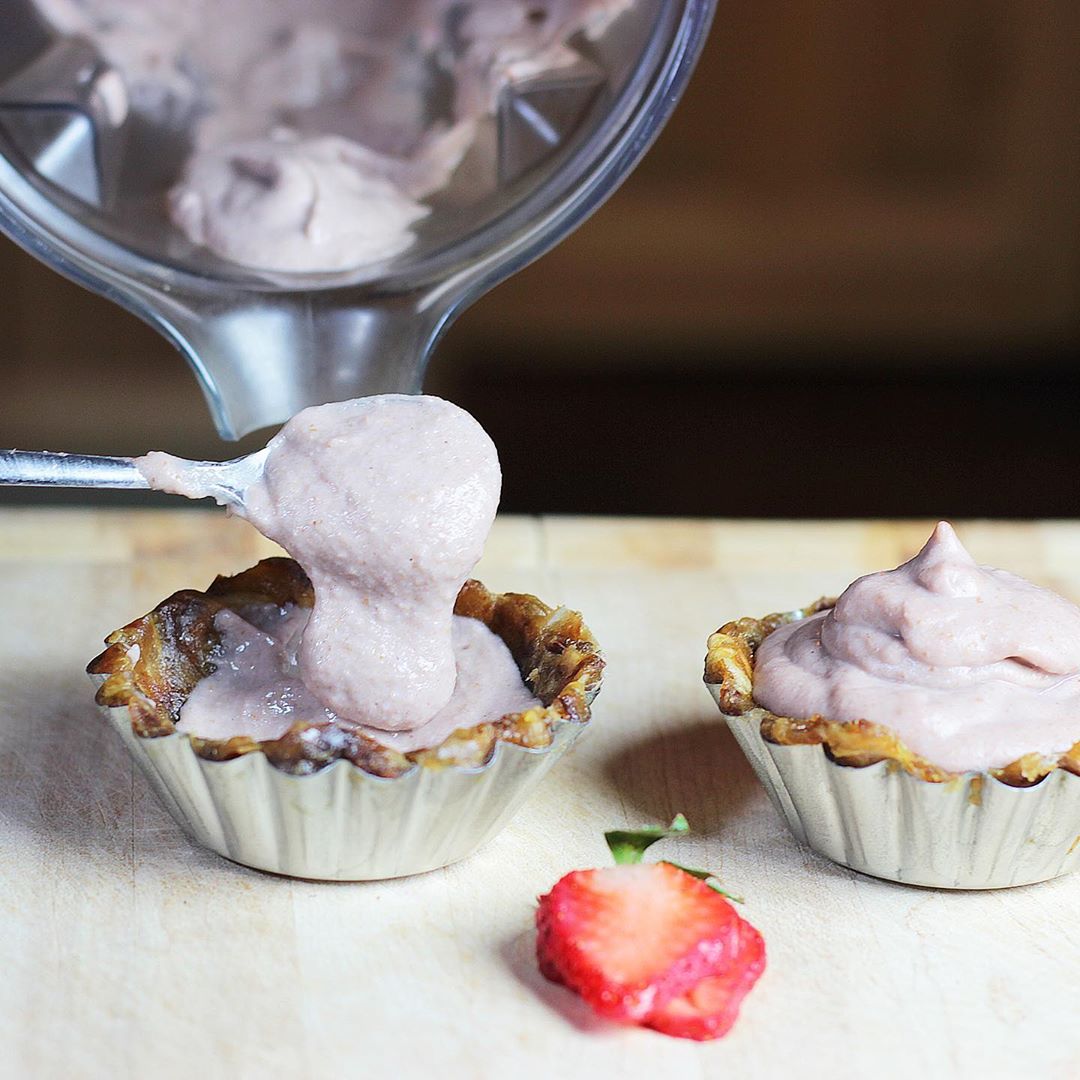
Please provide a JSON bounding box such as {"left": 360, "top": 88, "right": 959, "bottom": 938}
{"left": 89, "top": 559, "right": 603, "bottom": 777}
{"left": 705, "top": 600, "right": 1080, "bottom": 788}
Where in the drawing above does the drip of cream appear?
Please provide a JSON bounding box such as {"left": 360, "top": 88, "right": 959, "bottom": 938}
{"left": 137, "top": 394, "right": 542, "bottom": 743}
{"left": 752, "top": 522, "right": 1080, "bottom": 773}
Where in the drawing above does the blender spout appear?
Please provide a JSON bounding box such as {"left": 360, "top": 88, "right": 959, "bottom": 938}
{"left": 154, "top": 292, "right": 454, "bottom": 441}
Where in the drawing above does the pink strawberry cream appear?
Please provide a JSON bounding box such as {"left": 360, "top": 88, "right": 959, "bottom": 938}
{"left": 752, "top": 522, "right": 1080, "bottom": 773}
{"left": 136, "top": 394, "right": 541, "bottom": 750}
{"left": 34, "top": 0, "right": 635, "bottom": 272}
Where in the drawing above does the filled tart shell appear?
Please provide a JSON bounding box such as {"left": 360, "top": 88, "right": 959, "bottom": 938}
{"left": 706, "top": 599, "right": 1080, "bottom": 787}
{"left": 89, "top": 557, "right": 604, "bottom": 778}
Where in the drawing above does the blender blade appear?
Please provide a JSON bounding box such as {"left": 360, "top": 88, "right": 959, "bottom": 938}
{"left": 0, "top": 37, "right": 125, "bottom": 208}
{"left": 497, "top": 58, "right": 607, "bottom": 185}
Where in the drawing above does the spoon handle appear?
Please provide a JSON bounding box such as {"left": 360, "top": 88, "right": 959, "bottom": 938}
{"left": 0, "top": 449, "right": 149, "bottom": 490}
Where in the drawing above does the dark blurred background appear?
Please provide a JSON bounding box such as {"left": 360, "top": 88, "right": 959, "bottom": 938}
{"left": 3, "top": 2, "right": 1078, "bottom": 517}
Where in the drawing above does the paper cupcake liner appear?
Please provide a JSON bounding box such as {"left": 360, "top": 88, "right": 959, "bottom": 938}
{"left": 99, "top": 687, "right": 585, "bottom": 880}
{"left": 711, "top": 691, "right": 1080, "bottom": 889}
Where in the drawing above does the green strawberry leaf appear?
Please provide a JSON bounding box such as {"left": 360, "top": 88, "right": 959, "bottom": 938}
{"left": 602, "top": 817, "right": 746, "bottom": 902}
{"left": 604, "top": 813, "right": 689, "bottom": 865}
{"left": 662, "top": 862, "right": 745, "bottom": 904}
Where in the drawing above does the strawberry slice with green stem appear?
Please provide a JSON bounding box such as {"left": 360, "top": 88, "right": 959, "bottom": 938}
{"left": 536, "top": 815, "right": 765, "bottom": 1038}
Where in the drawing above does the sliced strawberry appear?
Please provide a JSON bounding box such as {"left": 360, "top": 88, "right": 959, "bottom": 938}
{"left": 536, "top": 816, "right": 766, "bottom": 1040}
{"left": 644, "top": 918, "right": 766, "bottom": 1040}
{"left": 536, "top": 861, "right": 749, "bottom": 1023}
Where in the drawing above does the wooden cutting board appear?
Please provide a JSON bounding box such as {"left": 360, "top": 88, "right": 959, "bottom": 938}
{"left": 2, "top": 511, "right": 1078, "bottom": 1079}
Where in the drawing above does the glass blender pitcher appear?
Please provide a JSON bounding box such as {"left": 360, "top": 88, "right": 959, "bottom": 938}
{"left": 0, "top": 1, "right": 716, "bottom": 441}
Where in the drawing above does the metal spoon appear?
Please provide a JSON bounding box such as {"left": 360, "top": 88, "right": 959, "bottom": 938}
{"left": 0, "top": 447, "right": 269, "bottom": 509}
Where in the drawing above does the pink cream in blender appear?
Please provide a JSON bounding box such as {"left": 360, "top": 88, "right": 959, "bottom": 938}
{"left": 33, "top": 0, "right": 635, "bottom": 272}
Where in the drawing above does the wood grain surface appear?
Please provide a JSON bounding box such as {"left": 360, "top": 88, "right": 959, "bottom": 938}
{"left": 2, "top": 511, "right": 1079, "bottom": 1079}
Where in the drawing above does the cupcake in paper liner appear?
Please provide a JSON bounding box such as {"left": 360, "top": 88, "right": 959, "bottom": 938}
{"left": 88, "top": 558, "right": 603, "bottom": 881}
{"left": 704, "top": 522, "right": 1080, "bottom": 890}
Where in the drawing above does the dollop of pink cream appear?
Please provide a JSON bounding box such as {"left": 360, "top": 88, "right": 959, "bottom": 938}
{"left": 752, "top": 522, "right": 1080, "bottom": 773}
{"left": 137, "top": 394, "right": 542, "bottom": 745}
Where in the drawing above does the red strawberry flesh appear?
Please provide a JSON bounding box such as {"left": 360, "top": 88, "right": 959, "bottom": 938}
{"left": 536, "top": 862, "right": 757, "bottom": 1023}
{"left": 644, "top": 919, "right": 766, "bottom": 1040}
